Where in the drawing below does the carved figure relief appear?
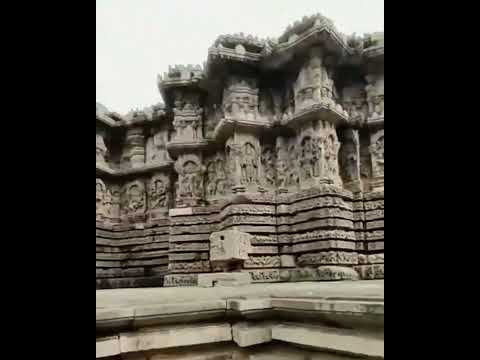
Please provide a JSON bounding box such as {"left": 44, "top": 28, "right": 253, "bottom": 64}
{"left": 370, "top": 133, "right": 384, "bottom": 177}
{"left": 261, "top": 145, "right": 276, "bottom": 187}
{"left": 205, "top": 154, "right": 227, "bottom": 197}
{"left": 96, "top": 178, "right": 107, "bottom": 219}
{"left": 123, "top": 180, "right": 146, "bottom": 216}
{"left": 96, "top": 133, "right": 107, "bottom": 164}
{"left": 174, "top": 156, "right": 205, "bottom": 205}
{"left": 223, "top": 77, "right": 259, "bottom": 121}
{"left": 108, "top": 184, "right": 121, "bottom": 219}
{"left": 365, "top": 74, "right": 384, "bottom": 119}
{"left": 339, "top": 139, "right": 359, "bottom": 182}
{"left": 146, "top": 128, "right": 169, "bottom": 163}
{"left": 323, "top": 134, "right": 340, "bottom": 181}
{"left": 148, "top": 174, "right": 170, "bottom": 210}
{"left": 172, "top": 91, "right": 203, "bottom": 142}
{"left": 240, "top": 142, "right": 259, "bottom": 185}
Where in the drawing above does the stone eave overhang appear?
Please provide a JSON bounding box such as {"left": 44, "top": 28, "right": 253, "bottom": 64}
{"left": 261, "top": 26, "right": 351, "bottom": 70}
{"left": 363, "top": 44, "right": 384, "bottom": 64}
{"left": 281, "top": 104, "right": 350, "bottom": 129}
{"left": 166, "top": 140, "right": 211, "bottom": 157}
{"left": 207, "top": 46, "right": 263, "bottom": 67}
{"left": 96, "top": 161, "right": 173, "bottom": 178}
{"left": 366, "top": 116, "right": 384, "bottom": 129}
{"left": 212, "top": 117, "right": 273, "bottom": 142}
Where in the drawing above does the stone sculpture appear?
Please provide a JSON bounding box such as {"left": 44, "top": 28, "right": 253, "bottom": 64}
{"left": 96, "top": 14, "right": 384, "bottom": 289}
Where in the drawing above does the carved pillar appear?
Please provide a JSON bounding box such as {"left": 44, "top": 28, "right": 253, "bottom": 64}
{"left": 125, "top": 127, "right": 145, "bottom": 168}
{"left": 96, "top": 130, "right": 107, "bottom": 164}
{"left": 364, "top": 71, "right": 384, "bottom": 191}
{"left": 369, "top": 129, "right": 384, "bottom": 191}
{"left": 168, "top": 88, "right": 207, "bottom": 207}
{"left": 222, "top": 75, "right": 263, "bottom": 194}
{"left": 339, "top": 128, "right": 362, "bottom": 193}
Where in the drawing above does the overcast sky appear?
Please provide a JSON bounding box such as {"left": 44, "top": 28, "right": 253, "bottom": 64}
{"left": 96, "top": 0, "right": 384, "bottom": 114}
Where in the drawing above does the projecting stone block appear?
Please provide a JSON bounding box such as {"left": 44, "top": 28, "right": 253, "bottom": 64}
{"left": 280, "top": 255, "right": 295, "bottom": 267}
{"left": 210, "top": 230, "right": 253, "bottom": 271}
{"left": 232, "top": 321, "right": 273, "bottom": 347}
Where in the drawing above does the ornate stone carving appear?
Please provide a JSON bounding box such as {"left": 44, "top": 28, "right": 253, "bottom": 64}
{"left": 365, "top": 74, "right": 384, "bottom": 121}
{"left": 174, "top": 155, "right": 205, "bottom": 206}
{"left": 205, "top": 153, "right": 228, "bottom": 198}
{"left": 240, "top": 142, "right": 259, "bottom": 185}
{"left": 122, "top": 180, "right": 146, "bottom": 217}
{"left": 339, "top": 129, "right": 360, "bottom": 185}
{"left": 148, "top": 173, "right": 170, "bottom": 210}
{"left": 223, "top": 77, "right": 259, "bottom": 121}
{"left": 124, "top": 127, "right": 145, "bottom": 168}
{"left": 370, "top": 130, "right": 384, "bottom": 178}
{"left": 146, "top": 127, "right": 169, "bottom": 163}
{"left": 96, "top": 133, "right": 107, "bottom": 164}
{"left": 172, "top": 91, "right": 203, "bottom": 142}
{"left": 261, "top": 145, "right": 276, "bottom": 188}
{"left": 96, "top": 178, "right": 108, "bottom": 220}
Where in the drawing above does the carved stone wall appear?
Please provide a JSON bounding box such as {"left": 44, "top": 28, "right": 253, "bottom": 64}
{"left": 96, "top": 13, "right": 384, "bottom": 288}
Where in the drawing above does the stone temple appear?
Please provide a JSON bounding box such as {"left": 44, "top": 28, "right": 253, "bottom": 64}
{"left": 96, "top": 13, "right": 384, "bottom": 360}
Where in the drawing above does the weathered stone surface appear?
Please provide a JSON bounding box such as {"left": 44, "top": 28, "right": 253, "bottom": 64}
{"left": 119, "top": 323, "right": 232, "bottom": 352}
{"left": 96, "top": 13, "right": 384, "bottom": 288}
{"left": 198, "top": 272, "right": 251, "bottom": 287}
{"left": 271, "top": 323, "right": 383, "bottom": 358}
{"left": 96, "top": 336, "right": 120, "bottom": 358}
{"left": 232, "top": 322, "right": 273, "bottom": 347}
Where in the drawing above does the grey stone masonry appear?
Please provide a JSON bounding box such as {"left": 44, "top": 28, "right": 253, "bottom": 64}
{"left": 96, "top": 13, "right": 384, "bottom": 288}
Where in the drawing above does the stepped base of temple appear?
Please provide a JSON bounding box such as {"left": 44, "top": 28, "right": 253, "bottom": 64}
{"left": 96, "top": 280, "right": 384, "bottom": 359}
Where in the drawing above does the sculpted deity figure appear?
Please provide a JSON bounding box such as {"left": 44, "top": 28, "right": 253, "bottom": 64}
{"left": 261, "top": 146, "right": 276, "bottom": 187}
{"left": 339, "top": 141, "right": 359, "bottom": 182}
{"left": 96, "top": 134, "right": 107, "bottom": 164}
{"left": 370, "top": 135, "right": 384, "bottom": 176}
{"left": 241, "top": 143, "right": 258, "bottom": 185}
{"left": 96, "top": 179, "right": 107, "bottom": 219}
{"left": 149, "top": 176, "right": 169, "bottom": 209}
{"left": 125, "top": 181, "right": 146, "bottom": 215}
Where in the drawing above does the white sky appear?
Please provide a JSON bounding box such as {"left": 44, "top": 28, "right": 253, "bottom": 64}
{"left": 96, "top": 0, "right": 384, "bottom": 114}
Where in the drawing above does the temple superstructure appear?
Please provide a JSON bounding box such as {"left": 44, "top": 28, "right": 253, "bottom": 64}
{"left": 96, "top": 13, "right": 384, "bottom": 289}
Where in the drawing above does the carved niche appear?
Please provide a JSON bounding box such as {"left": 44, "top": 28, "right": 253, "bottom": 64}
{"left": 240, "top": 142, "right": 259, "bottom": 185}
{"left": 146, "top": 126, "right": 169, "bottom": 163}
{"left": 96, "top": 132, "right": 107, "bottom": 164}
{"left": 223, "top": 76, "right": 259, "bottom": 121}
{"left": 205, "top": 153, "right": 228, "bottom": 199}
{"left": 107, "top": 184, "right": 121, "bottom": 220}
{"left": 275, "top": 137, "right": 289, "bottom": 190}
{"left": 148, "top": 173, "right": 170, "bottom": 211}
{"left": 122, "top": 180, "right": 146, "bottom": 217}
{"left": 370, "top": 130, "right": 384, "bottom": 178}
{"left": 322, "top": 131, "right": 341, "bottom": 185}
{"left": 261, "top": 144, "right": 276, "bottom": 189}
{"left": 174, "top": 155, "right": 205, "bottom": 206}
{"left": 96, "top": 178, "right": 108, "bottom": 220}
{"left": 339, "top": 129, "right": 361, "bottom": 187}
{"left": 342, "top": 84, "right": 368, "bottom": 125}
{"left": 172, "top": 90, "right": 203, "bottom": 142}
{"left": 365, "top": 74, "right": 384, "bottom": 120}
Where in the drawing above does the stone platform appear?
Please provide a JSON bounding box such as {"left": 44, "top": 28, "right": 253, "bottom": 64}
{"left": 96, "top": 280, "right": 384, "bottom": 359}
